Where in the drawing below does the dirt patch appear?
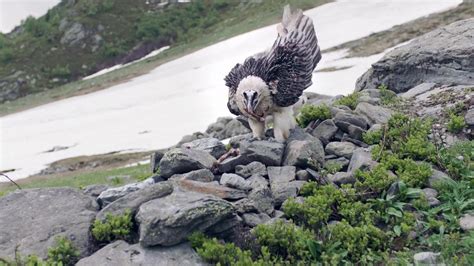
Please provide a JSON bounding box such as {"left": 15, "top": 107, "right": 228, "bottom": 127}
{"left": 324, "top": 3, "right": 473, "bottom": 58}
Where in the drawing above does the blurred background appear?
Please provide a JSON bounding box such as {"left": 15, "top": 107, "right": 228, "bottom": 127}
{"left": 0, "top": 0, "right": 471, "bottom": 183}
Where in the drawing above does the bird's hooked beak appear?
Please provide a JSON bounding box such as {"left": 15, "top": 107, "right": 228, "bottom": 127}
{"left": 243, "top": 90, "right": 259, "bottom": 114}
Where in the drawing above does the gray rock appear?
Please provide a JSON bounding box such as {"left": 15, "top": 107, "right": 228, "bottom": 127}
{"left": 60, "top": 22, "right": 86, "bottom": 46}
{"left": 273, "top": 210, "right": 285, "bottom": 218}
{"left": 334, "top": 112, "right": 368, "bottom": 130}
{"left": 177, "top": 180, "right": 247, "bottom": 200}
{"left": 242, "top": 213, "right": 271, "bottom": 227}
{"left": 228, "top": 133, "right": 253, "bottom": 148}
{"left": 206, "top": 214, "right": 242, "bottom": 237}
{"left": 268, "top": 166, "right": 297, "bottom": 206}
{"left": 311, "top": 119, "right": 338, "bottom": 145}
{"left": 96, "top": 182, "right": 173, "bottom": 221}
{"left": 240, "top": 140, "right": 284, "bottom": 166}
{"left": 329, "top": 172, "right": 355, "bottom": 185}
{"left": 98, "top": 177, "right": 155, "bottom": 207}
{"left": 325, "top": 141, "right": 357, "bottom": 159}
{"left": 248, "top": 186, "right": 274, "bottom": 215}
{"left": 220, "top": 173, "right": 252, "bottom": 191}
{"left": 235, "top": 161, "right": 267, "bottom": 178}
{"left": 206, "top": 117, "right": 250, "bottom": 140}
{"left": 170, "top": 169, "right": 215, "bottom": 182}
{"left": 181, "top": 138, "right": 226, "bottom": 159}
{"left": 413, "top": 252, "right": 441, "bottom": 266}
{"left": 159, "top": 148, "right": 216, "bottom": 178}
{"left": 465, "top": 109, "right": 474, "bottom": 126}
{"left": 460, "top": 214, "right": 474, "bottom": 231}
{"left": 347, "top": 147, "right": 378, "bottom": 173}
{"left": 422, "top": 188, "right": 438, "bottom": 199}
{"left": 326, "top": 157, "right": 350, "bottom": 170}
{"left": 283, "top": 137, "right": 325, "bottom": 168}
{"left": 218, "top": 155, "right": 250, "bottom": 173}
{"left": 83, "top": 184, "right": 109, "bottom": 197}
{"left": 347, "top": 124, "right": 366, "bottom": 140}
{"left": 0, "top": 188, "right": 98, "bottom": 260}
{"left": 150, "top": 150, "right": 164, "bottom": 173}
{"left": 247, "top": 174, "right": 269, "bottom": 188}
{"left": 296, "top": 170, "right": 310, "bottom": 181}
{"left": 356, "top": 19, "right": 474, "bottom": 93}
{"left": 176, "top": 132, "right": 209, "bottom": 147}
{"left": 401, "top": 83, "right": 437, "bottom": 99}
{"left": 428, "top": 169, "right": 452, "bottom": 188}
{"left": 76, "top": 241, "right": 206, "bottom": 266}
{"left": 355, "top": 102, "right": 393, "bottom": 126}
{"left": 136, "top": 190, "right": 234, "bottom": 246}
{"left": 272, "top": 181, "right": 306, "bottom": 207}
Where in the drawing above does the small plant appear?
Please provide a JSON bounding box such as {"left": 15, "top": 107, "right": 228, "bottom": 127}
{"left": 438, "top": 141, "right": 473, "bottom": 179}
{"left": 296, "top": 104, "right": 331, "bottom": 128}
{"left": 447, "top": 114, "right": 466, "bottom": 133}
{"left": 50, "top": 65, "right": 71, "bottom": 79}
{"left": 363, "top": 128, "right": 383, "bottom": 145}
{"left": 0, "top": 48, "right": 14, "bottom": 63}
{"left": 47, "top": 237, "right": 79, "bottom": 266}
{"left": 91, "top": 210, "right": 133, "bottom": 243}
{"left": 355, "top": 164, "right": 397, "bottom": 194}
{"left": 378, "top": 84, "right": 398, "bottom": 105}
{"left": 334, "top": 92, "right": 360, "bottom": 110}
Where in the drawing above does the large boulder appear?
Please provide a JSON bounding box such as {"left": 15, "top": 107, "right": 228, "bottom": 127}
{"left": 0, "top": 188, "right": 98, "bottom": 260}
{"left": 240, "top": 140, "right": 284, "bottom": 166}
{"left": 356, "top": 19, "right": 474, "bottom": 93}
{"left": 159, "top": 148, "right": 216, "bottom": 178}
{"left": 97, "top": 177, "right": 155, "bottom": 207}
{"left": 76, "top": 240, "right": 206, "bottom": 266}
{"left": 136, "top": 190, "right": 234, "bottom": 246}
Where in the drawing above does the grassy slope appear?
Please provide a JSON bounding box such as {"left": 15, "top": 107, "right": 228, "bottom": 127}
{"left": 0, "top": 0, "right": 330, "bottom": 116}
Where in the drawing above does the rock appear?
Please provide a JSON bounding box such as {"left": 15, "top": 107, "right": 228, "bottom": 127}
{"left": 296, "top": 170, "right": 310, "bottom": 181}
{"left": 273, "top": 210, "right": 285, "bottom": 218}
{"left": 150, "top": 150, "right": 164, "bottom": 173}
{"left": 242, "top": 213, "right": 271, "bottom": 227}
{"left": 311, "top": 119, "right": 338, "bottom": 145}
{"left": 413, "top": 252, "right": 441, "bottom": 265}
{"left": 355, "top": 102, "right": 393, "bottom": 126}
{"left": 178, "top": 180, "right": 247, "bottom": 200}
{"left": 356, "top": 19, "right": 474, "bottom": 93}
{"left": 283, "top": 137, "right": 325, "bottom": 168}
{"left": 325, "top": 142, "right": 357, "bottom": 159}
{"left": 428, "top": 169, "right": 452, "bottom": 188}
{"left": 96, "top": 182, "right": 173, "bottom": 221}
{"left": 235, "top": 161, "right": 267, "bottom": 178}
{"left": 0, "top": 188, "right": 98, "bottom": 260}
{"left": 206, "top": 214, "right": 242, "bottom": 237}
{"left": 76, "top": 241, "right": 206, "bottom": 266}
{"left": 329, "top": 172, "right": 355, "bottom": 185}
{"left": 159, "top": 148, "right": 216, "bottom": 178}
{"left": 460, "top": 214, "right": 474, "bottom": 231}
{"left": 220, "top": 173, "right": 252, "bottom": 191}
{"left": 326, "top": 157, "right": 350, "bottom": 170}
{"left": 347, "top": 125, "right": 366, "bottom": 140}
{"left": 334, "top": 112, "right": 368, "bottom": 131}
{"left": 347, "top": 147, "right": 378, "bottom": 173}
{"left": 136, "top": 190, "right": 234, "bottom": 246}
{"left": 218, "top": 155, "right": 250, "bottom": 173}
{"left": 206, "top": 117, "right": 250, "bottom": 140}
{"left": 422, "top": 188, "right": 438, "bottom": 199}
{"left": 240, "top": 140, "right": 284, "bottom": 166}
{"left": 170, "top": 169, "right": 215, "bottom": 182}
{"left": 60, "top": 22, "right": 86, "bottom": 46}
{"left": 228, "top": 133, "right": 253, "bottom": 148}
{"left": 176, "top": 132, "right": 209, "bottom": 147}
{"left": 83, "top": 184, "right": 109, "bottom": 197}
{"left": 181, "top": 138, "right": 227, "bottom": 159}
{"left": 465, "top": 109, "right": 474, "bottom": 126}
{"left": 248, "top": 186, "right": 274, "bottom": 215}
{"left": 268, "top": 166, "right": 297, "bottom": 206}
{"left": 401, "top": 83, "right": 437, "bottom": 99}
{"left": 97, "top": 177, "right": 155, "bottom": 207}
{"left": 247, "top": 174, "right": 269, "bottom": 189}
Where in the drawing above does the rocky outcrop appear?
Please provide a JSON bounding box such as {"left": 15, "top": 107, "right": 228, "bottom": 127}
{"left": 356, "top": 19, "right": 474, "bottom": 93}
{"left": 159, "top": 148, "right": 216, "bottom": 178}
{"left": 0, "top": 188, "right": 98, "bottom": 260}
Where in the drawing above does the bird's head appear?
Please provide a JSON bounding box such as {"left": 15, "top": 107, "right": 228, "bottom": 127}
{"left": 237, "top": 76, "right": 268, "bottom": 117}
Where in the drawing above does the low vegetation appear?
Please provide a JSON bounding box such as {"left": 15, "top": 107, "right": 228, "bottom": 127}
{"left": 296, "top": 104, "right": 331, "bottom": 128}
{"left": 334, "top": 92, "right": 360, "bottom": 110}
{"left": 190, "top": 113, "right": 474, "bottom": 264}
{"left": 91, "top": 210, "right": 133, "bottom": 243}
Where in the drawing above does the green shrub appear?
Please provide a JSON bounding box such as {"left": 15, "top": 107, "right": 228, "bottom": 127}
{"left": 23, "top": 16, "right": 51, "bottom": 37}
{"left": 438, "top": 141, "right": 473, "bottom": 179}
{"left": 101, "top": 42, "right": 126, "bottom": 58}
{"left": 0, "top": 48, "right": 14, "bottom": 63}
{"left": 363, "top": 128, "right": 383, "bottom": 145}
{"left": 296, "top": 104, "right": 331, "bottom": 128}
{"left": 378, "top": 84, "right": 398, "bottom": 105}
{"left": 47, "top": 237, "right": 79, "bottom": 266}
{"left": 91, "top": 210, "right": 133, "bottom": 243}
{"left": 382, "top": 155, "right": 432, "bottom": 187}
{"left": 447, "top": 114, "right": 466, "bottom": 133}
{"left": 334, "top": 92, "right": 360, "bottom": 110}
{"left": 355, "top": 164, "right": 397, "bottom": 194}
{"left": 50, "top": 65, "right": 71, "bottom": 79}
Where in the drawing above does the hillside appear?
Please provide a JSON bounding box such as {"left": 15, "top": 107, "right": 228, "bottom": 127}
{"left": 0, "top": 0, "right": 329, "bottom": 104}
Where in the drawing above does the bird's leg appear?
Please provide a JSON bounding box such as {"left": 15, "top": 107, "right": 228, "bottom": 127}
{"left": 248, "top": 117, "right": 265, "bottom": 140}
{"left": 273, "top": 107, "right": 296, "bottom": 142}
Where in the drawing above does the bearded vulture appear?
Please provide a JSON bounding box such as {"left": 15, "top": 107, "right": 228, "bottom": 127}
{"left": 224, "top": 5, "right": 321, "bottom": 142}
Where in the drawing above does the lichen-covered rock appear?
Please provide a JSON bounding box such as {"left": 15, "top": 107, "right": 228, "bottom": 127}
{"left": 76, "top": 241, "right": 206, "bottom": 266}
{"left": 355, "top": 102, "right": 393, "bottom": 126}
{"left": 220, "top": 173, "right": 252, "bottom": 191}
{"left": 283, "top": 137, "right": 325, "bottom": 168}
{"left": 328, "top": 172, "right": 355, "bottom": 185}
{"left": 97, "top": 177, "right": 155, "bottom": 207}
{"left": 235, "top": 161, "right": 267, "bottom": 178}
{"left": 170, "top": 169, "right": 215, "bottom": 182}
{"left": 268, "top": 166, "right": 300, "bottom": 206}
{"left": 178, "top": 180, "right": 247, "bottom": 200}
{"left": 240, "top": 140, "right": 284, "bottom": 166}
{"left": 159, "top": 148, "right": 216, "bottom": 178}
{"left": 96, "top": 182, "right": 173, "bottom": 221}
{"left": 181, "top": 137, "right": 227, "bottom": 159}
{"left": 136, "top": 190, "right": 234, "bottom": 246}
{"left": 325, "top": 141, "right": 357, "bottom": 159}
{"left": 459, "top": 214, "right": 474, "bottom": 231}
{"left": 311, "top": 119, "right": 338, "bottom": 145}
{"left": 356, "top": 19, "right": 474, "bottom": 93}
{"left": 0, "top": 188, "right": 98, "bottom": 260}
{"left": 242, "top": 213, "right": 271, "bottom": 227}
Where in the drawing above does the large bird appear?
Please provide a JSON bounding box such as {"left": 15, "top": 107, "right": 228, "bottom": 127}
{"left": 224, "top": 5, "right": 321, "bottom": 142}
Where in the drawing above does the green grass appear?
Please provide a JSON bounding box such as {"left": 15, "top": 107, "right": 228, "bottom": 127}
{"left": 0, "top": 163, "right": 150, "bottom": 197}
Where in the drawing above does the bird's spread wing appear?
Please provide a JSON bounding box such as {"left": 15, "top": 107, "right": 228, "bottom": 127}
{"left": 266, "top": 5, "right": 321, "bottom": 107}
{"left": 224, "top": 5, "right": 321, "bottom": 114}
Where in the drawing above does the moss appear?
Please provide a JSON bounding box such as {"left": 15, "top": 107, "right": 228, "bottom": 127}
{"left": 334, "top": 92, "right": 360, "bottom": 110}
{"left": 296, "top": 104, "right": 332, "bottom": 128}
